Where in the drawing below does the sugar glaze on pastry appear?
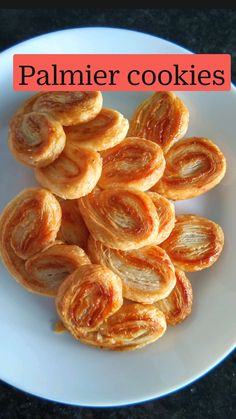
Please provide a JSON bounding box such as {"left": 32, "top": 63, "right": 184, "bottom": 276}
{"left": 155, "top": 269, "right": 193, "bottom": 325}
{"left": 77, "top": 303, "right": 167, "bottom": 351}
{"left": 65, "top": 108, "right": 129, "bottom": 151}
{"left": 31, "top": 91, "right": 103, "bottom": 126}
{"left": 99, "top": 137, "right": 165, "bottom": 191}
{"left": 161, "top": 214, "right": 224, "bottom": 271}
{"left": 9, "top": 112, "right": 66, "bottom": 168}
{"left": 147, "top": 192, "right": 175, "bottom": 244}
{"left": 78, "top": 188, "right": 159, "bottom": 250}
{"left": 35, "top": 141, "right": 102, "bottom": 199}
{"left": 0, "top": 188, "right": 61, "bottom": 290}
{"left": 88, "top": 237, "right": 176, "bottom": 303}
{"left": 153, "top": 137, "right": 226, "bottom": 200}
{"left": 57, "top": 199, "right": 89, "bottom": 249}
{"left": 128, "top": 92, "right": 189, "bottom": 153}
{"left": 25, "top": 243, "right": 90, "bottom": 296}
{"left": 56, "top": 264, "right": 123, "bottom": 337}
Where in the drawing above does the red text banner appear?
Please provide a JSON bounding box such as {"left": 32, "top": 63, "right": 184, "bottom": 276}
{"left": 13, "top": 54, "right": 231, "bottom": 91}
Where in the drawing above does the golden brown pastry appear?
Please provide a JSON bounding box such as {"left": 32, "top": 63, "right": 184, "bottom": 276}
{"left": 25, "top": 243, "right": 90, "bottom": 296}
{"left": 57, "top": 199, "right": 89, "bottom": 249}
{"left": 152, "top": 137, "right": 226, "bottom": 200}
{"left": 88, "top": 237, "right": 176, "bottom": 303}
{"left": 26, "top": 91, "right": 103, "bottom": 126}
{"left": 78, "top": 188, "right": 159, "bottom": 250}
{"left": 128, "top": 92, "right": 189, "bottom": 153}
{"left": 34, "top": 141, "right": 102, "bottom": 199}
{"left": 64, "top": 108, "right": 129, "bottom": 151}
{"left": 147, "top": 192, "right": 175, "bottom": 244}
{"left": 9, "top": 112, "right": 66, "bottom": 168}
{"left": 77, "top": 303, "right": 167, "bottom": 351}
{"left": 98, "top": 137, "right": 165, "bottom": 191}
{"left": 155, "top": 269, "right": 193, "bottom": 325}
{"left": 161, "top": 214, "right": 224, "bottom": 271}
{"left": 56, "top": 264, "right": 123, "bottom": 336}
{"left": 54, "top": 321, "right": 67, "bottom": 334}
{"left": 0, "top": 188, "right": 61, "bottom": 290}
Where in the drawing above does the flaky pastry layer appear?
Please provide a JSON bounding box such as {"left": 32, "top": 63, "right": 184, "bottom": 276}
{"left": 77, "top": 303, "right": 167, "bottom": 351}
{"left": 56, "top": 264, "right": 123, "bottom": 336}
{"left": 99, "top": 137, "right": 165, "bottom": 191}
{"left": 65, "top": 108, "right": 129, "bottom": 151}
{"left": 161, "top": 214, "right": 224, "bottom": 271}
{"left": 147, "top": 192, "right": 175, "bottom": 244}
{"left": 155, "top": 269, "right": 193, "bottom": 325}
{"left": 88, "top": 237, "right": 176, "bottom": 303}
{"left": 128, "top": 92, "right": 189, "bottom": 153}
{"left": 35, "top": 141, "right": 102, "bottom": 199}
{"left": 153, "top": 137, "right": 226, "bottom": 200}
{"left": 25, "top": 242, "right": 90, "bottom": 296}
{"left": 78, "top": 188, "right": 159, "bottom": 250}
{"left": 0, "top": 188, "right": 61, "bottom": 291}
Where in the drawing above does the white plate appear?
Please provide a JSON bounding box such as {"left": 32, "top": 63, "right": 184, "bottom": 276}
{"left": 0, "top": 27, "right": 236, "bottom": 407}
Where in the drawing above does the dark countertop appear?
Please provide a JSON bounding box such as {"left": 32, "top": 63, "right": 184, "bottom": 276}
{"left": 0, "top": 9, "right": 235, "bottom": 419}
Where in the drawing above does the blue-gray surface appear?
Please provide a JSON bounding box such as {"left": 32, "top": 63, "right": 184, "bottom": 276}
{"left": 0, "top": 9, "right": 235, "bottom": 419}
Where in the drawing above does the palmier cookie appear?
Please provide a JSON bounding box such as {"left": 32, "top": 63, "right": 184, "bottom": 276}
{"left": 35, "top": 141, "right": 102, "bottom": 200}
{"left": 88, "top": 237, "right": 176, "bottom": 303}
{"left": 147, "top": 192, "right": 175, "bottom": 244}
{"left": 77, "top": 303, "right": 167, "bottom": 351}
{"left": 98, "top": 137, "right": 165, "bottom": 191}
{"left": 128, "top": 91, "right": 189, "bottom": 153}
{"left": 78, "top": 188, "right": 159, "bottom": 250}
{"left": 155, "top": 269, "right": 193, "bottom": 326}
{"left": 22, "top": 91, "right": 103, "bottom": 126}
{"left": 152, "top": 137, "right": 226, "bottom": 200}
{"left": 57, "top": 199, "right": 89, "bottom": 249}
{"left": 56, "top": 264, "right": 123, "bottom": 336}
{"left": 65, "top": 108, "right": 129, "bottom": 151}
{"left": 9, "top": 112, "right": 66, "bottom": 168}
{"left": 0, "top": 188, "right": 61, "bottom": 290}
{"left": 25, "top": 243, "right": 90, "bottom": 296}
{"left": 161, "top": 214, "right": 224, "bottom": 272}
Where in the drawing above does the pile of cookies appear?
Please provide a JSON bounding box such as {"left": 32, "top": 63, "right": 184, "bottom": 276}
{"left": 0, "top": 91, "right": 226, "bottom": 351}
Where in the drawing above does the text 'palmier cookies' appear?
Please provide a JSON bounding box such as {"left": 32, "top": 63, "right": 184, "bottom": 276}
{"left": 155, "top": 269, "right": 193, "bottom": 326}
{"left": 57, "top": 199, "right": 89, "bottom": 249}
{"left": 77, "top": 303, "right": 167, "bottom": 351}
{"left": 30, "top": 91, "right": 103, "bottom": 126}
{"left": 153, "top": 137, "right": 226, "bottom": 200}
{"left": 99, "top": 137, "right": 165, "bottom": 191}
{"left": 65, "top": 108, "right": 129, "bottom": 151}
{"left": 9, "top": 112, "right": 66, "bottom": 168}
{"left": 161, "top": 214, "right": 224, "bottom": 272}
{"left": 35, "top": 141, "right": 102, "bottom": 199}
{"left": 0, "top": 188, "right": 61, "bottom": 291}
{"left": 78, "top": 188, "right": 159, "bottom": 250}
{"left": 56, "top": 264, "right": 123, "bottom": 337}
{"left": 128, "top": 92, "right": 189, "bottom": 153}
{"left": 25, "top": 243, "right": 90, "bottom": 296}
{"left": 88, "top": 237, "right": 176, "bottom": 303}
{"left": 147, "top": 192, "right": 175, "bottom": 244}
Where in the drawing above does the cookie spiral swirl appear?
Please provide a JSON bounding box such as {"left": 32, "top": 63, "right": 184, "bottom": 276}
{"left": 78, "top": 188, "right": 159, "bottom": 250}
{"left": 99, "top": 137, "right": 165, "bottom": 191}
{"left": 56, "top": 264, "right": 123, "bottom": 336}
{"left": 65, "top": 108, "right": 129, "bottom": 151}
{"left": 9, "top": 112, "right": 66, "bottom": 168}
{"left": 153, "top": 137, "right": 226, "bottom": 200}
{"left": 128, "top": 92, "right": 189, "bottom": 153}
{"left": 77, "top": 303, "right": 167, "bottom": 351}
{"left": 161, "top": 214, "right": 224, "bottom": 272}
{"left": 88, "top": 237, "right": 176, "bottom": 303}
{"left": 0, "top": 188, "right": 61, "bottom": 290}
{"left": 155, "top": 269, "right": 193, "bottom": 325}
